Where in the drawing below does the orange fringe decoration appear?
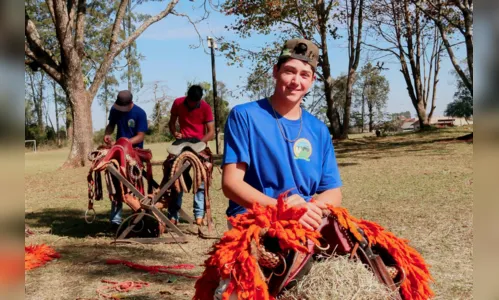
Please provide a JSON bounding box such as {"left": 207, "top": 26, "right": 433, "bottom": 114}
{"left": 328, "top": 205, "right": 434, "bottom": 300}
{"left": 193, "top": 192, "right": 321, "bottom": 300}
{"left": 25, "top": 244, "right": 60, "bottom": 271}
{"left": 193, "top": 194, "right": 433, "bottom": 300}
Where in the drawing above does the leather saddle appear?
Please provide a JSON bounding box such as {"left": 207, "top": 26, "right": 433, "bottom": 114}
{"left": 263, "top": 215, "right": 405, "bottom": 299}
{"left": 167, "top": 138, "right": 207, "bottom": 156}
{"left": 88, "top": 138, "right": 153, "bottom": 202}
{"left": 161, "top": 139, "right": 213, "bottom": 191}
{"left": 90, "top": 138, "right": 151, "bottom": 173}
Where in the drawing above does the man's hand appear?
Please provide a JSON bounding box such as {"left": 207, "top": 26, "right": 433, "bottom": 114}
{"left": 285, "top": 194, "right": 307, "bottom": 207}
{"left": 104, "top": 135, "right": 113, "bottom": 145}
{"left": 286, "top": 194, "right": 323, "bottom": 230}
{"left": 174, "top": 132, "right": 183, "bottom": 139}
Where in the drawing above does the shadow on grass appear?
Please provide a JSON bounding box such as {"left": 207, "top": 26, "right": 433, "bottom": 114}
{"left": 44, "top": 242, "right": 201, "bottom": 285}
{"left": 25, "top": 208, "right": 112, "bottom": 238}
{"left": 334, "top": 134, "right": 466, "bottom": 160}
{"left": 338, "top": 162, "right": 359, "bottom": 167}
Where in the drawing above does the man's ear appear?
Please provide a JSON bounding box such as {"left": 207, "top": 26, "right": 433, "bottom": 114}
{"left": 272, "top": 65, "right": 278, "bottom": 79}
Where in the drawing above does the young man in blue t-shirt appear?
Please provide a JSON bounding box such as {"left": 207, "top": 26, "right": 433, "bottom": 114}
{"left": 222, "top": 39, "right": 342, "bottom": 231}
{"left": 103, "top": 90, "right": 148, "bottom": 227}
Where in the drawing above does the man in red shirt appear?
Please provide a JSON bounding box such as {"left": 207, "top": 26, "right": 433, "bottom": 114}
{"left": 168, "top": 85, "right": 215, "bottom": 225}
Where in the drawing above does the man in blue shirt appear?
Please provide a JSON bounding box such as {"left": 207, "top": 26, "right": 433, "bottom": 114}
{"left": 222, "top": 39, "right": 342, "bottom": 231}
{"left": 103, "top": 90, "right": 148, "bottom": 227}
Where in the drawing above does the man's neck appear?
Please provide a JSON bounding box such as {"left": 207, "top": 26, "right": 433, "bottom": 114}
{"left": 269, "top": 95, "right": 301, "bottom": 120}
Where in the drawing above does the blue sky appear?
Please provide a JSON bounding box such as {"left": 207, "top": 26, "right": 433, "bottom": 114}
{"left": 89, "top": 1, "right": 464, "bottom": 131}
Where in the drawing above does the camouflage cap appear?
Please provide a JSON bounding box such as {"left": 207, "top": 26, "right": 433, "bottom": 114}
{"left": 278, "top": 38, "right": 319, "bottom": 69}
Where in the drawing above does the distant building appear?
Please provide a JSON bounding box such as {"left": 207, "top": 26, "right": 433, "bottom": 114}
{"left": 428, "top": 116, "right": 473, "bottom": 127}
{"left": 400, "top": 116, "right": 473, "bottom": 132}
{"left": 400, "top": 118, "right": 418, "bottom": 132}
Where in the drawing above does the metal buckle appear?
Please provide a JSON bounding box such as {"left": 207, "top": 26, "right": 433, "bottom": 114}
{"left": 84, "top": 208, "right": 96, "bottom": 224}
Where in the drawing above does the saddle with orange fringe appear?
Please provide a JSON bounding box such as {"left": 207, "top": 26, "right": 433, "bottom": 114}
{"left": 193, "top": 193, "right": 434, "bottom": 300}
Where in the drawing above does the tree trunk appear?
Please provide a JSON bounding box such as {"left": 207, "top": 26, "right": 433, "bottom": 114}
{"left": 105, "top": 105, "right": 109, "bottom": 126}
{"left": 341, "top": 69, "right": 355, "bottom": 139}
{"left": 104, "top": 77, "right": 109, "bottom": 126}
{"left": 341, "top": 0, "right": 364, "bottom": 139}
{"left": 63, "top": 87, "right": 93, "bottom": 168}
{"left": 128, "top": 0, "right": 133, "bottom": 92}
{"left": 53, "top": 81, "right": 61, "bottom": 146}
{"left": 30, "top": 72, "right": 45, "bottom": 134}
{"left": 428, "top": 40, "right": 442, "bottom": 123}
{"left": 361, "top": 87, "right": 366, "bottom": 133}
{"left": 25, "top": 0, "right": 181, "bottom": 167}
{"left": 124, "top": 0, "right": 133, "bottom": 92}
{"left": 65, "top": 94, "right": 73, "bottom": 142}
{"left": 368, "top": 103, "right": 374, "bottom": 132}
{"left": 28, "top": 72, "right": 38, "bottom": 126}
{"left": 325, "top": 82, "right": 342, "bottom": 138}
{"left": 39, "top": 73, "right": 46, "bottom": 133}
{"left": 415, "top": 101, "right": 429, "bottom": 130}
{"left": 317, "top": 0, "right": 341, "bottom": 139}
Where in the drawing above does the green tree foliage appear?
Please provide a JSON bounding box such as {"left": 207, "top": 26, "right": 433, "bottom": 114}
{"left": 304, "top": 84, "right": 328, "bottom": 124}
{"left": 25, "top": 0, "right": 180, "bottom": 167}
{"left": 245, "top": 70, "right": 274, "bottom": 100}
{"left": 413, "top": 0, "right": 473, "bottom": 95}
{"left": 199, "top": 81, "right": 231, "bottom": 131}
{"left": 120, "top": 1, "right": 146, "bottom": 93}
{"left": 98, "top": 73, "right": 119, "bottom": 126}
{"left": 390, "top": 111, "right": 412, "bottom": 120}
{"left": 366, "top": 0, "right": 443, "bottom": 129}
{"left": 220, "top": 0, "right": 360, "bottom": 138}
{"left": 354, "top": 62, "right": 389, "bottom": 131}
{"left": 445, "top": 77, "right": 472, "bottom": 120}
{"left": 150, "top": 82, "right": 172, "bottom": 137}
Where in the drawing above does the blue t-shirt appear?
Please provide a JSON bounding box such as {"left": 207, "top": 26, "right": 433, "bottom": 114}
{"left": 108, "top": 105, "right": 148, "bottom": 148}
{"left": 223, "top": 99, "right": 342, "bottom": 217}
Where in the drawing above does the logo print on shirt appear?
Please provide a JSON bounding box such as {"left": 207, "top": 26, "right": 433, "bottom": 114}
{"left": 293, "top": 138, "right": 312, "bottom": 161}
{"left": 128, "top": 119, "right": 135, "bottom": 128}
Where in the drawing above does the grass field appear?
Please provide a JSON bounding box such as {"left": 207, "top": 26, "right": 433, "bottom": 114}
{"left": 25, "top": 128, "right": 473, "bottom": 300}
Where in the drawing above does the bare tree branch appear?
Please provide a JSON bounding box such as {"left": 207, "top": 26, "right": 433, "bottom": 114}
{"left": 294, "top": 0, "right": 308, "bottom": 38}
{"left": 44, "top": 0, "right": 56, "bottom": 25}
{"left": 109, "top": 0, "right": 129, "bottom": 50}
{"left": 52, "top": 0, "right": 73, "bottom": 59}
{"left": 437, "top": 21, "right": 471, "bottom": 91}
{"left": 89, "top": 0, "right": 180, "bottom": 98}
{"left": 281, "top": 19, "right": 307, "bottom": 37}
{"left": 325, "top": 0, "right": 335, "bottom": 15}
{"left": 68, "top": 0, "right": 77, "bottom": 30}
{"left": 25, "top": 41, "right": 63, "bottom": 83}
{"left": 75, "top": 0, "right": 86, "bottom": 58}
{"left": 171, "top": 11, "right": 205, "bottom": 49}
{"left": 413, "top": 0, "right": 464, "bottom": 35}
{"left": 25, "top": 11, "right": 62, "bottom": 74}
{"left": 363, "top": 42, "right": 400, "bottom": 57}
{"left": 354, "top": 0, "right": 364, "bottom": 70}
{"left": 413, "top": 0, "right": 472, "bottom": 93}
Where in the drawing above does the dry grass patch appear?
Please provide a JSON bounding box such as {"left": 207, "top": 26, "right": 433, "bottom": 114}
{"left": 25, "top": 129, "right": 472, "bottom": 299}
{"left": 280, "top": 256, "right": 397, "bottom": 300}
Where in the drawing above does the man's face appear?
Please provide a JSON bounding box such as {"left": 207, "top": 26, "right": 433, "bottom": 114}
{"left": 273, "top": 58, "right": 315, "bottom": 104}
{"left": 113, "top": 103, "right": 133, "bottom": 112}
